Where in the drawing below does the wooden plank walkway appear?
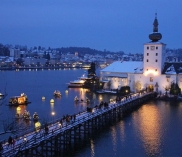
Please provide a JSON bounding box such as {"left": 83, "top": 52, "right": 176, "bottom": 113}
{"left": 0, "top": 92, "right": 156, "bottom": 157}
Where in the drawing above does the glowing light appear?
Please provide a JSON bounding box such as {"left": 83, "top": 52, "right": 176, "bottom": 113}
{"left": 51, "top": 111, "right": 55, "bottom": 116}
{"left": 35, "top": 122, "right": 41, "bottom": 129}
{"left": 42, "top": 96, "right": 45, "bottom": 100}
{"left": 50, "top": 99, "right": 54, "bottom": 103}
{"left": 17, "top": 107, "right": 21, "bottom": 111}
{"left": 144, "top": 69, "right": 159, "bottom": 76}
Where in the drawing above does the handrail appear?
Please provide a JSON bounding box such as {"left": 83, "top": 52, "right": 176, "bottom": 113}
{"left": 1, "top": 92, "right": 154, "bottom": 156}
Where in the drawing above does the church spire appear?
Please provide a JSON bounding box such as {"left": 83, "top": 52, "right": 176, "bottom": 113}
{"left": 149, "top": 13, "right": 162, "bottom": 42}
{"left": 153, "top": 13, "right": 158, "bottom": 32}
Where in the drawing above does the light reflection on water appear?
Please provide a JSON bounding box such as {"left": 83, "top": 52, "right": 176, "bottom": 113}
{"left": 0, "top": 69, "right": 115, "bottom": 136}
{"left": 2, "top": 70, "right": 182, "bottom": 156}
{"left": 132, "top": 103, "right": 162, "bottom": 156}
{"left": 110, "top": 126, "right": 117, "bottom": 153}
{"left": 119, "top": 121, "right": 125, "bottom": 143}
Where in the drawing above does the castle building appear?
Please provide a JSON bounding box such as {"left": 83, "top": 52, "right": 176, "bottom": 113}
{"left": 100, "top": 14, "right": 182, "bottom": 93}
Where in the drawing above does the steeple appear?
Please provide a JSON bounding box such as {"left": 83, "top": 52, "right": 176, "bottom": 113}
{"left": 149, "top": 13, "right": 162, "bottom": 42}
{"left": 153, "top": 13, "right": 158, "bottom": 32}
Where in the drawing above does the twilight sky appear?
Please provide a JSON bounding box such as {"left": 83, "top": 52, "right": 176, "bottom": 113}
{"left": 0, "top": 0, "right": 182, "bottom": 53}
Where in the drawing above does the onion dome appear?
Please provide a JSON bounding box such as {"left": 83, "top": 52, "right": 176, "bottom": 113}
{"left": 149, "top": 13, "right": 162, "bottom": 42}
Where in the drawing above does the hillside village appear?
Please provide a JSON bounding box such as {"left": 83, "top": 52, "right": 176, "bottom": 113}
{"left": 0, "top": 43, "right": 181, "bottom": 69}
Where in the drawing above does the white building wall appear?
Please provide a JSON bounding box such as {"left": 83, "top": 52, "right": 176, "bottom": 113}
{"left": 143, "top": 43, "right": 166, "bottom": 75}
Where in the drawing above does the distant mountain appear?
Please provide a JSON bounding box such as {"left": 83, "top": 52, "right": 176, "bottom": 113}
{"left": 56, "top": 47, "right": 124, "bottom": 55}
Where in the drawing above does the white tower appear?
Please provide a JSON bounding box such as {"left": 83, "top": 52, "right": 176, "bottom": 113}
{"left": 143, "top": 13, "right": 166, "bottom": 76}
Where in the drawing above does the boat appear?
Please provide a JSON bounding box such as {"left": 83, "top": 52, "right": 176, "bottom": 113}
{"left": 67, "top": 79, "right": 85, "bottom": 88}
{"left": 0, "top": 93, "right": 4, "bottom": 97}
{"left": 0, "top": 93, "right": 5, "bottom": 100}
{"left": 67, "top": 73, "right": 88, "bottom": 88}
{"left": 74, "top": 96, "right": 79, "bottom": 102}
{"left": 9, "top": 93, "right": 30, "bottom": 106}
{"left": 22, "top": 110, "right": 31, "bottom": 120}
{"left": 33, "top": 112, "right": 39, "bottom": 121}
{"left": 54, "top": 90, "right": 61, "bottom": 97}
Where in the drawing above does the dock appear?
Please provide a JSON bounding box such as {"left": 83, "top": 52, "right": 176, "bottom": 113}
{"left": 1, "top": 92, "right": 157, "bottom": 157}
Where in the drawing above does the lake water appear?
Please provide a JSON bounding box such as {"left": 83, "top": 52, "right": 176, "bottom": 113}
{"left": 1, "top": 69, "right": 182, "bottom": 156}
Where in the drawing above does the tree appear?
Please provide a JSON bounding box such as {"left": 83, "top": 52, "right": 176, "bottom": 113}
{"left": 169, "top": 82, "right": 181, "bottom": 96}
{"left": 135, "top": 81, "right": 141, "bottom": 92}
{"left": 46, "top": 53, "right": 50, "bottom": 60}
{"left": 88, "top": 62, "right": 96, "bottom": 77}
{"left": 119, "top": 86, "right": 130, "bottom": 96}
{"left": 16, "top": 58, "right": 24, "bottom": 66}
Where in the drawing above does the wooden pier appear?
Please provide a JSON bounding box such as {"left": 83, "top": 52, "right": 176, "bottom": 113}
{"left": 1, "top": 92, "right": 157, "bottom": 157}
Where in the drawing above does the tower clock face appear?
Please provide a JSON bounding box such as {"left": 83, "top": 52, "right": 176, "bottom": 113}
{"left": 151, "top": 46, "right": 155, "bottom": 50}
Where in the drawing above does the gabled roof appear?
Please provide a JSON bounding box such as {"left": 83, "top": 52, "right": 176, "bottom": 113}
{"left": 162, "top": 62, "right": 182, "bottom": 74}
{"left": 101, "top": 61, "right": 143, "bottom": 73}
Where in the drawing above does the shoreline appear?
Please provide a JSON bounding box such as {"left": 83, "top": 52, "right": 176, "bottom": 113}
{"left": 0, "top": 66, "right": 89, "bottom": 71}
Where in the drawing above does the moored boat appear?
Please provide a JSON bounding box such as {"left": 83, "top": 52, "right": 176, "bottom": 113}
{"left": 74, "top": 96, "right": 79, "bottom": 102}
{"left": 22, "top": 110, "right": 31, "bottom": 120}
{"left": 67, "top": 73, "right": 88, "bottom": 88}
{"left": 33, "top": 112, "right": 39, "bottom": 121}
{"left": 9, "top": 93, "right": 30, "bottom": 106}
{"left": 54, "top": 90, "right": 61, "bottom": 97}
{"left": 67, "top": 79, "right": 85, "bottom": 88}
{"left": 0, "top": 93, "right": 5, "bottom": 100}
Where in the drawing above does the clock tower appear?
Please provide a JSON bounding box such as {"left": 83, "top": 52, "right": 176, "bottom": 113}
{"left": 143, "top": 13, "right": 166, "bottom": 76}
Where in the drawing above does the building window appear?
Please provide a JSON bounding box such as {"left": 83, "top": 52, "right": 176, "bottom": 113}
{"left": 151, "top": 46, "right": 155, "bottom": 50}
{"left": 167, "top": 78, "right": 170, "bottom": 82}
{"left": 147, "top": 59, "right": 149, "bottom": 62}
{"left": 180, "top": 78, "right": 182, "bottom": 82}
{"left": 150, "top": 77, "right": 153, "bottom": 82}
{"left": 147, "top": 53, "right": 149, "bottom": 56}
{"left": 156, "top": 59, "right": 158, "bottom": 62}
{"left": 156, "top": 53, "right": 158, "bottom": 56}
{"left": 155, "top": 69, "right": 157, "bottom": 71}
{"left": 147, "top": 69, "right": 148, "bottom": 71}
{"left": 147, "top": 47, "right": 149, "bottom": 50}
{"left": 156, "top": 47, "right": 158, "bottom": 50}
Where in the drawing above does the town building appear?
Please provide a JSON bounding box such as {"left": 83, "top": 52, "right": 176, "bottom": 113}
{"left": 100, "top": 14, "right": 182, "bottom": 93}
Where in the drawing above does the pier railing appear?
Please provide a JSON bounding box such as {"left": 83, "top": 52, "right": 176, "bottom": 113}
{"left": 1, "top": 92, "right": 156, "bottom": 157}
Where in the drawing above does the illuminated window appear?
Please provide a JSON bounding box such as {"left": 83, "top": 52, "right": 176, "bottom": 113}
{"left": 150, "top": 77, "right": 153, "bottom": 82}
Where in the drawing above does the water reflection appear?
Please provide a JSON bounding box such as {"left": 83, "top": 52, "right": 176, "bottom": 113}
{"left": 110, "top": 126, "right": 117, "bottom": 152}
{"left": 119, "top": 121, "right": 125, "bottom": 143}
{"left": 16, "top": 105, "right": 27, "bottom": 115}
{"left": 133, "top": 104, "right": 162, "bottom": 156}
{"left": 90, "top": 139, "right": 95, "bottom": 157}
